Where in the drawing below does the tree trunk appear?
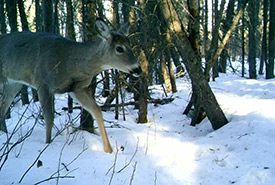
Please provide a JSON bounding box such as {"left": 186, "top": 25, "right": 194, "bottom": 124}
{"left": 220, "top": 0, "right": 235, "bottom": 73}
{"left": 101, "top": 0, "right": 110, "bottom": 98}
{"left": 159, "top": 0, "right": 228, "bottom": 130}
{"left": 53, "top": 0, "right": 59, "bottom": 34}
{"left": 259, "top": 0, "right": 268, "bottom": 75}
{"left": 66, "top": 0, "right": 75, "bottom": 113}
{"left": 18, "top": 0, "right": 31, "bottom": 105}
{"left": 0, "top": 0, "right": 6, "bottom": 34}
{"left": 166, "top": 51, "right": 177, "bottom": 93}
{"left": 102, "top": 71, "right": 110, "bottom": 97}
{"left": 203, "top": 0, "right": 209, "bottom": 58}
{"left": 266, "top": 0, "right": 275, "bottom": 79}
{"left": 112, "top": 0, "right": 120, "bottom": 120}
{"left": 136, "top": 0, "right": 149, "bottom": 123}
{"left": 205, "top": 2, "right": 248, "bottom": 75}
{"left": 241, "top": 0, "right": 245, "bottom": 77}
{"left": 205, "top": 0, "right": 226, "bottom": 81}
{"left": 42, "top": 0, "right": 53, "bottom": 33}
{"left": 248, "top": 0, "right": 258, "bottom": 79}
{"left": 18, "top": 0, "right": 29, "bottom": 31}
{"left": 161, "top": 57, "right": 172, "bottom": 93}
{"left": 80, "top": 107, "right": 95, "bottom": 133}
{"left": 66, "top": 0, "right": 75, "bottom": 39}
{"left": 6, "top": 0, "right": 17, "bottom": 32}
{"left": 35, "top": 0, "right": 42, "bottom": 32}
{"left": 170, "top": 48, "right": 185, "bottom": 77}
{"left": 138, "top": 49, "right": 148, "bottom": 123}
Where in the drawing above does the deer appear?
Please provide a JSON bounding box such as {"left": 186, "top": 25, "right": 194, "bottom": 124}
{"left": 0, "top": 18, "right": 141, "bottom": 153}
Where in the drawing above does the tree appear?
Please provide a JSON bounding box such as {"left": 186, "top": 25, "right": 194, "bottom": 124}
{"left": 220, "top": 0, "right": 235, "bottom": 73}
{"left": 205, "top": 0, "right": 248, "bottom": 77}
{"left": 17, "top": 0, "right": 30, "bottom": 105}
{"left": 18, "top": 0, "right": 29, "bottom": 31}
{"left": 266, "top": 0, "right": 275, "bottom": 79}
{"left": 0, "top": 0, "right": 6, "bottom": 34}
{"left": 42, "top": 0, "right": 53, "bottom": 33}
{"left": 137, "top": 0, "right": 149, "bottom": 123}
{"left": 205, "top": 0, "right": 227, "bottom": 81}
{"left": 159, "top": 0, "right": 228, "bottom": 130}
{"left": 248, "top": 0, "right": 259, "bottom": 79}
{"left": 6, "top": 0, "right": 17, "bottom": 32}
{"left": 66, "top": 0, "right": 75, "bottom": 114}
{"left": 35, "top": 0, "right": 42, "bottom": 32}
{"left": 241, "top": 0, "right": 246, "bottom": 77}
{"left": 259, "top": 0, "right": 268, "bottom": 75}
{"left": 52, "top": 0, "right": 59, "bottom": 34}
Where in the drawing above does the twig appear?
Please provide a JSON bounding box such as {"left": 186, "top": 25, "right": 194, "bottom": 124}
{"left": 56, "top": 135, "right": 70, "bottom": 185}
{"left": 129, "top": 162, "right": 137, "bottom": 185}
{"left": 154, "top": 171, "right": 157, "bottom": 185}
{"left": 117, "top": 138, "right": 139, "bottom": 173}
{"left": 19, "top": 125, "right": 69, "bottom": 183}
{"left": 34, "top": 147, "right": 87, "bottom": 185}
{"left": 107, "top": 143, "right": 119, "bottom": 185}
{"left": 61, "top": 163, "right": 69, "bottom": 172}
{"left": 34, "top": 176, "right": 75, "bottom": 185}
{"left": 0, "top": 108, "right": 40, "bottom": 171}
{"left": 119, "top": 86, "right": 126, "bottom": 121}
{"left": 45, "top": 147, "right": 87, "bottom": 181}
{"left": 62, "top": 97, "right": 175, "bottom": 111}
{"left": 19, "top": 141, "right": 51, "bottom": 183}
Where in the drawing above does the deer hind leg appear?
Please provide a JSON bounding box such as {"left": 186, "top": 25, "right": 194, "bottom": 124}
{"left": 37, "top": 86, "right": 54, "bottom": 143}
{"left": 69, "top": 88, "right": 113, "bottom": 153}
{"left": 0, "top": 82, "right": 23, "bottom": 132}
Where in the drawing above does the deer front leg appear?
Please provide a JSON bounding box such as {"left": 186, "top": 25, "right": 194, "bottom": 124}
{"left": 69, "top": 88, "right": 113, "bottom": 153}
{"left": 37, "top": 86, "right": 54, "bottom": 143}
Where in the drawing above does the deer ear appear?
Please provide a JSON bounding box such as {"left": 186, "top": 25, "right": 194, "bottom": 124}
{"left": 118, "top": 22, "right": 130, "bottom": 36}
{"left": 95, "top": 18, "right": 111, "bottom": 39}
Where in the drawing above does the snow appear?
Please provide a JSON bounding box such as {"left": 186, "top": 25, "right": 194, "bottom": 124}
{"left": 1, "top": 71, "right": 275, "bottom": 185}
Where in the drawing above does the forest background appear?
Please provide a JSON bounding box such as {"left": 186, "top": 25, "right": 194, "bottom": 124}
{"left": 0, "top": 0, "right": 275, "bottom": 184}
{"left": 0, "top": 0, "right": 274, "bottom": 128}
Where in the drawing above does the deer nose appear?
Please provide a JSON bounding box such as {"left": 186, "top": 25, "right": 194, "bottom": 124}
{"left": 130, "top": 66, "right": 142, "bottom": 77}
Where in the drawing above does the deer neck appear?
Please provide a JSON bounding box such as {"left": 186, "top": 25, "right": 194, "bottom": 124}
{"left": 78, "top": 38, "right": 112, "bottom": 76}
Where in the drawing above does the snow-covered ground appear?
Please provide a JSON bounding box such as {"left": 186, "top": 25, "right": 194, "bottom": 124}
{"left": 1, "top": 70, "right": 275, "bottom": 185}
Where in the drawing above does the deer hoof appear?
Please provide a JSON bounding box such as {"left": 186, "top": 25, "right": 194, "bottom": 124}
{"left": 104, "top": 146, "right": 113, "bottom": 153}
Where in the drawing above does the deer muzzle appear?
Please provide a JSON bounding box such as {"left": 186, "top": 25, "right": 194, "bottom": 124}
{"left": 130, "top": 66, "right": 142, "bottom": 77}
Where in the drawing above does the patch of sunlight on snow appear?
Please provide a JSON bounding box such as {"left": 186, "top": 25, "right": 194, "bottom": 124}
{"left": 216, "top": 92, "right": 275, "bottom": 119}
{"left": 86, "top": 134, "right": 104, "bottom": 152}
{"left": 134, "top": 131, "right": 198, "bottom": 181}
{"left": 89, "top": 144, "right": 104, "bottom": 152}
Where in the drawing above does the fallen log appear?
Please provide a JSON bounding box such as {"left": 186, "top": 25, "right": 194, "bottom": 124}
{"left": 62, "top": 97, "right": 174, "bottom": 112}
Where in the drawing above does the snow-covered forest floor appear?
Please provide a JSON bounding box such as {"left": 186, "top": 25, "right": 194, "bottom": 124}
{"left": 1, "top": 62, "right": 275, "bottom": 185}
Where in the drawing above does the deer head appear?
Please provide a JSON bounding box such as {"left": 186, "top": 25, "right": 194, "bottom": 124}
{"left": 95, "top": 18, "right": 141, "bottom": 77}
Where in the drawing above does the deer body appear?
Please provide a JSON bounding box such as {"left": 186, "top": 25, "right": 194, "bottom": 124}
{"left": 1, "top": 32, "right": 103, "bottom": 92}
{"left": 0, "top": 19, "right": 141, "bottom": 153}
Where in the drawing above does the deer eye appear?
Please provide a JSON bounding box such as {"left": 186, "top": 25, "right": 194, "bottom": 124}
{"left": 116, "top": 46, "right": 124, "bottom": 54}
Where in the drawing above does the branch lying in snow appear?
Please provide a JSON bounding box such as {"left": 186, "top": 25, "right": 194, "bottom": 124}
{"left": 106, "top": 139, "right": 139, "bottom": 185}
{"left": 33, "top": 140, "right": 88, "bottom": 185}
{"left": 0, "top": 106, "right": 41, "bottom": 171}
{"left": 62, "top": 97, "right": 175, "bottom": 111}
{"left": 18, "top": 123, "right": 82, "bottom": 184}
{"left": 31, "top": 147, "right": 87, "bottom": 185}
{"left": 34, "top": 176, "right": 75, "bottom": 185}
{"left": 106, "top": 142, "right": 119, "bottom": 185}
{"left": 129, "top": 162, "right": 137, "bottom": 185}
{"left": 117, "top": 138, "right": 139, "bottom": 173}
